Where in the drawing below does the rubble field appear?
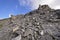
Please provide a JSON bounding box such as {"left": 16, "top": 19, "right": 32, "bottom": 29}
{"left": 0, "top": 5, "right": 60, "bottom": 40}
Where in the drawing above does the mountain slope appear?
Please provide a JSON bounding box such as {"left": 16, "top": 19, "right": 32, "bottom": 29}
{"left": 0, "top": 5, "right": 60, "bottom": 40}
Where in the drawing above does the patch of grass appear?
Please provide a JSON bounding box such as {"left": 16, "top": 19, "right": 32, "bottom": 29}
{"left": 0, "top": 23, "right": 3, "bottom": 28}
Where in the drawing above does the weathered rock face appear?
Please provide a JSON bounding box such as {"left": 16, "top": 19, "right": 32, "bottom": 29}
{"left": 0, "top": 5, "right": 60, "bottom": 40}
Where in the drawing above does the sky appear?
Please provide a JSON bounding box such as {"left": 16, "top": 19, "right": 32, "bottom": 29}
{"left": 0, "top": 0, "right": 60, "bottom": 19}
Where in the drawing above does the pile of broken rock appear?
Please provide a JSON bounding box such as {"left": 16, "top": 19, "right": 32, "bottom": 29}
{"left": 0, "top": 5, "right": 60, "bottom": 40}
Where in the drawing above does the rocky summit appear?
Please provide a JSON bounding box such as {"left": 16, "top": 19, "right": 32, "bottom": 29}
{"left": 0, "top": 5, "right": 60, "bottom": 40}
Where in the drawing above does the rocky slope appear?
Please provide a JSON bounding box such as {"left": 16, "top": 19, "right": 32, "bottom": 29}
{"left": 0, "top": 5, "right": 60, "bottom": 40}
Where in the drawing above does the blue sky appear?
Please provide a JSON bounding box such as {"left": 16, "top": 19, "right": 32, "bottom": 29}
{"left": 0, "top": 0, "right": 32, "bottom": 19}
{"left": 0, "top": 0, "right": 60, "bottom": 19}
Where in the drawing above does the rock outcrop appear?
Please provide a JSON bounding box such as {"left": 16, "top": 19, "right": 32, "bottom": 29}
{"left": 0, "top": 5, "right": 60, "bottom": 40}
